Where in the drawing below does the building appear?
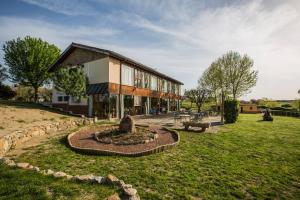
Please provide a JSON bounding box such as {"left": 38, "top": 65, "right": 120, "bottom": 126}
{"left": 240, "top": 103, "right": 260, "bottom": 113}
{"left": 48, "top": 43, "right": 183, "bottom": 119}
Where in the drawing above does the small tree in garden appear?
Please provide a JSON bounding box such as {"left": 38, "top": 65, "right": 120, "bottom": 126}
{"left": 52, "top": 67, "right": 88, "bottom": 102}
{"left": 184, "top": 87, "right": 210, "bottom": 113}
{"left": 3, "top": 36, "right": 60, "bottom": 102}
{"left": 224, "top": 99, "right": 239, "bottom": 123}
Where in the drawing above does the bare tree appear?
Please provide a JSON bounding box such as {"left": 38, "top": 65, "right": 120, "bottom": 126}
{"left": 185, "top": 87, "right": 210, "bottom": 113}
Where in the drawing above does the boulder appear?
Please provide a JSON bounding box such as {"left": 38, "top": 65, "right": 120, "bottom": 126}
{"left": 16, "top": 162, "right": 30, "bottom": 169}
{"left": 2, "top": 158, "right": 15, "bottom": 166}
{"left": 33, "top": 167, "right": 40, "bottom": 172}
{"left": 123, "top": 188, "right": 137, "bottom": 196}
{"left": 119, "top": 115, "right": 136, "bottom": 133}
{"left": 92, "top": 176, "right": 105, "bottom": 184}
{"left": 73, "top": 174, "right": 94, "bottom": 182}
{"left": 45, "top": 169, "right": 54, "bottom": 175}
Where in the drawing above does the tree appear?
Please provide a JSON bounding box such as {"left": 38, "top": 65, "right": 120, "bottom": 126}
{"left": 0, "top": 64, "right": 8, "bottom": 84}
{"left": 184, "top": 87, "right": 210, "bottom": 113}
{"left": 3, "top": 36, "right": 60, "bottom": 102}
{"left": 225, "top": 51, "right": 258, "bottom": 99}
{"left": 52, "top": 67, "right": 88, "bottom": 102}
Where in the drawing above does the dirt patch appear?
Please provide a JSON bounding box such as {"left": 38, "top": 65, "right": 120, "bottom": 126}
{"left": 69, "top": 126, "right": 178, "bottom": 155}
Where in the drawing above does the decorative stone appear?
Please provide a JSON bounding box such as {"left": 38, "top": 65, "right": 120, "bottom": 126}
{"left": 16, "top": 162, "right": 30, "bottom": 169}
{"left": 119, "top": 115, "right": 136, "bottom": 133}
{"left": 123, "top": 188, "right": 137, "bottom": 196}
{"left": 105, "top": 193, "right": 121, "bottom": 200}
{"left": 45, "top": 169, "right": 54, "bottom": 175}
{"left": 33, "top": 167, "right": 40, "bottom": 172}
{"left": 106, "top": 174, "right": 119, "bottom": 185}
{"left": 66, "top": 175, "right": 73, "bottom": 180}
{"left": 53, "top": 171, "right": 67, "bottom": 178}
{"left": 93, "top": 176, "right": 105, "bottom": 184}
{"left": 27, "top": 165, "right": 34, "bottom": 169}
{"left": 3, "top": 158, "right": 16, "bottom": 166}
{"left": 116, "top": 179, "right": 126, "bottom": 187}
{"left": 74, "top": 174, "right": 94, "bottom": 182}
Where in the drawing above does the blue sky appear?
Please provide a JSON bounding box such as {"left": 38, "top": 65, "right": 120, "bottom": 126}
{"left": 0, "top": 0, "right": 300, "bottom": 100}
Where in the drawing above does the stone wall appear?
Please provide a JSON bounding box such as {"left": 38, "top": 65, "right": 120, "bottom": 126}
{"left": 0, "top": 117, "right": 95, "bottom": 156}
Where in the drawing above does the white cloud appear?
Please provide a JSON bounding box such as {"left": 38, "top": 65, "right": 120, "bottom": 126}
{"left": 21, "top": 0, "right": 97, "bottom": 16}
{"left": 1, "top": 0, "right": 300, "bottom": 100}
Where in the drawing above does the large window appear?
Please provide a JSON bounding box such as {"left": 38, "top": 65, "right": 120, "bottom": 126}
{"left": 134, "top": 69, "right": 144, "bottom": 88}
{"left": 151, "top": 76, "right": 158, "bottom": 91}
{"left": 167, "top": 81, "right": 171, "bottom": 93}
{"left": 144, "top": 73, "right": 150, "bottom": 88}
{"left": 162, "top": 79, "right": 167, "bottom": 92}
{"left": 122, "top": 64, "right": 134, "bottom": 86}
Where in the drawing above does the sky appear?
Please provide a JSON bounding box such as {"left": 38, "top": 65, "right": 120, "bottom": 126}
{"left": 0, "top": 0, "right": 299, "bottom": 100}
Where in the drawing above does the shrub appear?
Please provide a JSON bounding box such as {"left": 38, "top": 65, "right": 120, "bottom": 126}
{"left": 224, "top": 99, "right": 239, "bottom": 123}
{"left": 0, "top": 84, "right": 16, "bottom": 100}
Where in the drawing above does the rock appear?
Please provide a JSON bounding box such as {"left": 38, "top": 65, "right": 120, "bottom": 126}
{"left": 116, "top": 180, "right": 125, "bottom": 187}
{"left": 93, "top": 176, "right": 105, "bottom": 184}
{"left": 105, "top": 193, "right": 121, "bottom": 200}
{"left": 33, "top": 167, "right": 40, "bottom": 172}
{"left": 66, "top": 175, "right": 73, "bottom": 180}
{"left": 45, "top": 169, "right": 54, "bottom": 175}
{"left": 106, "top": 174, "right": 119, "bottom": 185}
{"left": 2, "top": 158, "right": 16, "bottom": 166}
{"left": 27, "top": 165, "right": 34, "bottom": 169}
{"left": 73, "top": 174, "right": 94, "bottom": 182}
{"left": 53, "top": 171, "right": 67, "bottom": 178}
{"left": 16, "top": 162, "right": 30, "bottom": 169}
{"left": 123, "top": 188, "right": 137, "bottom": 196}
{"left": 119, "top": 115, "right": 136, "bottom": 133}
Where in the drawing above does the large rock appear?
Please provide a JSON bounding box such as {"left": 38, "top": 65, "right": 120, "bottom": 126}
{"left": 53, "top": 171, "right": 67, "bottom": 178}
{"left": 119, "top": 115, "right": 136, "bottom": 133}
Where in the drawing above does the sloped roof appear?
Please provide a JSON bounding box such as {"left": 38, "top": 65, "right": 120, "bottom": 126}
{"left": 49, "top": 42, "right": 183, "bottom": 85}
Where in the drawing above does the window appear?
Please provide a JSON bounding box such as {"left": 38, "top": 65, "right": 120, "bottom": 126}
{"left": 250, "top": 106, "right": 253, "bottom": 110}
{"left": 121, "top": 64, "right": 134, "bottom": 86}
{"left": 151, "top": 76, "right": 158, "bottom": 91}
{"left": 57, "top": 96, "right": 63, "bottom": 102}
{"left": 162, "top": 79, "right": 167, "bottom": 92}
{"left": 134, "top": 96, "right": 142, "bottom": 106}
{"left": 167, "top": 81, "right": 171, "bottom": 92}
{"left": 134, "top": 69, "right": 144, "bottom": 88}
{"left": 63, "top": 96, "right": 69, "bottom": 102}
{"left": 144, "top": 73, "right": 150, "bottom": 88}
{"left": 171, "top": 83, "right": 176, "bottom": 94}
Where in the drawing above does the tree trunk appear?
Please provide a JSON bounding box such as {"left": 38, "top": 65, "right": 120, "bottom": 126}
{"left": 197, "top": 105, "right": 201, "bottom": 113}
{"left": 34, "top": 87, "right": 38, "bottom": 103}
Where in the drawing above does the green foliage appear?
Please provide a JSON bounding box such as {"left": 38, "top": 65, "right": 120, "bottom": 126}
{"left": 17, "top": 114, "right": 300, "bottom": 199}
{"left": 184, "top": 87, "right": 210, "bottom": 112}
{"left": 0, "top": 84, "right": 16, "bottom": 99}
{"left": 52, "top": 67, "right": 88, "bottom": 100}
{"left": 281, "top": 104, "right": 292, "bottom": 108}
{"left": 0, "top": 64, "right": 8, "bottom": 84}
{"left": 224, "top": 99, "right": 239, "bottom": 123}
{"left": 2, "top": 36, "right": 60, "bottom": 102}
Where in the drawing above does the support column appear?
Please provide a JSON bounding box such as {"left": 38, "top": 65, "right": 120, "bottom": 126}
{"left": 119, "top": 94, "right": 124, "bottom": 118}
{"left": 167, "top": 98, "right": 170, "bottom": 113}
{"left": 146, "top": 97, "right": 150, "bottom": 115}
{"left": 88, "top": 95, "right": 93, "bottom": 117}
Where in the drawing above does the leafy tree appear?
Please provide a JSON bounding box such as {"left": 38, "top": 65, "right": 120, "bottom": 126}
{"left": 52, "top": 67, "right": 88, "bottom": 102}
{"left": 0, "top": 84, "right": 16, "bottom": 100}
{"left": 3, "top": 36, "right": 60, "bottom": 102}
{"left": 184, "top": 87, "right": 210, "bottom": 113}
{"left": 0, "top": 64, "right": 8, "bottom": 84}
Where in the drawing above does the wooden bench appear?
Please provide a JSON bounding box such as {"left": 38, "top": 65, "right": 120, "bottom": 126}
{"left": 182, "top": 122, "right": 211, "bottom": 131}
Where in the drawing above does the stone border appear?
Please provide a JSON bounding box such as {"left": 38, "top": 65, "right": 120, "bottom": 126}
{"left": 0, "top": 157, "right": 140, "bottom": 200}
{"left": 0, "top": 117, "right": 96, "bottom": 156}
{"left": 68, "top": 126, "right": 180, "bottom": 157}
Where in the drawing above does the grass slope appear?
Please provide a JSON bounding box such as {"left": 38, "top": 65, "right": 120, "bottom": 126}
{"left": 12, "top": 114, "right": 300, "bottom": 199}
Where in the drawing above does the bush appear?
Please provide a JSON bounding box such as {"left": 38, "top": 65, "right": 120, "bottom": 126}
{"left": 0, "top": 84, "right": 16, "bottom": 99}
{"left": 224, "top": 99, "right": 239, "bottom": 123}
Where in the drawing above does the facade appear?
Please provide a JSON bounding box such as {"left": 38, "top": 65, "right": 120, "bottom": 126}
{"left": 49, "top": 43, "right": 183, "bottom": 119}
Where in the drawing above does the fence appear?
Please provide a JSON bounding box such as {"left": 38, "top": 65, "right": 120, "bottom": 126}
{"left": 270, "top": 110, "right": 300, "bottom": 118}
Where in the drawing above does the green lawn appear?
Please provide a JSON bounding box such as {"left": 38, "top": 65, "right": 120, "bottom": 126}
{"left": 8, "top": 114, "right": 300, "bottom": 199}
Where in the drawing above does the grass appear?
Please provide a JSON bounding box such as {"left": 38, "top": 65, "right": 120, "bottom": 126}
{"left": 0, "top": 164, "right": 117, "bottom": 200}
{"left": 10, "top": 114, "right": 300, "bottom": 199}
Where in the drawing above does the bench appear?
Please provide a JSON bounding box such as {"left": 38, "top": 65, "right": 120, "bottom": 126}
{"left": 182, "top": 122, "right": 211, "bottom": 131}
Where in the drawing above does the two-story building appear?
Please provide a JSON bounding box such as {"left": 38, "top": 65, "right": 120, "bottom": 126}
{"left": 49, "top": 43, "right": 183, "bottom": 119}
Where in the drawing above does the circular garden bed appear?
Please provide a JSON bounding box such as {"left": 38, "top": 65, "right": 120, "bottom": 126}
{"left": 67, "top": 125, "right": 179, "bottom": 157}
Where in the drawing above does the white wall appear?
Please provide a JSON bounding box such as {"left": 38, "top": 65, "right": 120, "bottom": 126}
{"left": 84, "top": 57, "right": 109, "bottom": 84}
